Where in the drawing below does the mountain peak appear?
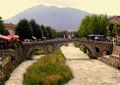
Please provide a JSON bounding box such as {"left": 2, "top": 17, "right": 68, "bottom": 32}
{"left": 6, "top": 5, "right": 89, "bottom": 30}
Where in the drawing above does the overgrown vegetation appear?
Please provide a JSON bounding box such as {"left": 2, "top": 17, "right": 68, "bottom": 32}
{"left": 74, "top": 44, "right": 86, "bottom": 53}
{"left": 32, "top": 49, "right": 45, "bottom": 56}
{"left": 115, "top": 41, "right": 120, "bottom": 46}
{"left": 74, "top": 44, "right": 93, "bottom": 58}
{"left": 23, "top": 50, "right": 73, "bottom": 85}
{"left": 107, "top": 23, "right": 120, "bottom": 37}
{"left": 0, "top": 56, "right": 10, "bottom": 67}
{"left": 47, "top": 45, "right": 52, "bottom": 53}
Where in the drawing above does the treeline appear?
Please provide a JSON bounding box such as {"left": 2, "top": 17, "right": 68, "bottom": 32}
{"left": 0, "top": 17, "right": 9, "bottom": 35}
{"left": 0, "top": 17, "right": 65, "bottom": 41}
{"left": 15, "top": 19, "right": 62, "bottom": 40}
{"left": 108, "top": 23, "right": 120, "bottom": 37}
{"left": 75, "top": 14, "right": 109, "bottom": 38}
{"left": 75, "top": 14, "right": 120, "bottom": 38}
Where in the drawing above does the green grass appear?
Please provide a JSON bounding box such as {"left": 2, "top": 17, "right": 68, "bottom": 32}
{"left": 116, "top": 41, "right": 120, "bottom": 46}
{"left": 23, "top": 50, "right": 73, "bottom": 85}
{"left": 32, "top": 49, "right": 45, "bottom": 56}
{"left": 47, "top": 45, "right": 52, "bottom": 53}
{"left": 0, "top": 56, "right": 10, "bottom": 67}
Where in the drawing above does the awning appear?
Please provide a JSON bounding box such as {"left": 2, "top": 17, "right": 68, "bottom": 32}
{"left": 7, "top": 34, "right": 19, "bottom": 39}
{"left": 0, "top": 34, "right": 11, "bottom": 41}
{"left": 88, "top": 34, "right": 105, "bottom": 37}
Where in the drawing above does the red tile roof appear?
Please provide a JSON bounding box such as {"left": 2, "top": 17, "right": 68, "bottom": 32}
{"left": 110, "top": 16, "right": 120, "bottom": 24}
{"left": 4, "top": 23, "right": 16, "bottom": 30}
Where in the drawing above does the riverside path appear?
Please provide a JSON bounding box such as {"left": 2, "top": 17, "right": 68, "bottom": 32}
{"left": 5, "top": 55, "right": 44, "bottom": 85}
{"left": 61, "top": 43, "right": 120, "bottom": 85}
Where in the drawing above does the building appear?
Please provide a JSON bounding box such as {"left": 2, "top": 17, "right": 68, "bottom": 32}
{"left": 63, "top": 30, "right": 75, "bottom": 39}
{"left": 4, "top": 23, "right": 16, "bottom": 34}
{"left": 109, "top": 16, "right": 120, "bottom": 24}
{"left": 109, "top": 16, "right": 120, "bottom": 38}
{"left": 116, "top": 33, "right": 120, "bottom": 41}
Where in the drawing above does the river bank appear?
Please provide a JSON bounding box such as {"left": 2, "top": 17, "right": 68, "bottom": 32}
{"left": 5, "top": 43, "right": 120, "bottom": 85}
{"left": 5, "top": 55, "right": 44, "bottom": 85}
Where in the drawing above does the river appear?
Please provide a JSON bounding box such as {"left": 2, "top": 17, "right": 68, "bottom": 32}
{"left": 61, "top": 43, "right": 120, "bottom": 85}
{"left": 5, "top": 43, "right": 120, "bottom": 85}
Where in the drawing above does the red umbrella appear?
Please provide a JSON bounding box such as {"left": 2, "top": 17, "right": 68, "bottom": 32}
{"left": 0, "top": 34, "right": 11, "bottom": 41}
{"left": 7, "top": 34, "right": 19, "bottom": 39}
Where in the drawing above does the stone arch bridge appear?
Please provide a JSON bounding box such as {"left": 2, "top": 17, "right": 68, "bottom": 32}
{"left": 0, "top": 39, "right": 114, "bottom": 84}
{"left": 22, "top": 39, "right": 113, "bottom": 59}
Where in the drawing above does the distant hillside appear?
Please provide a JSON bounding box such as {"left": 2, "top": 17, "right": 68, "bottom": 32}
{"left": 6, "top": 5, "right": 89, "bottom": 30}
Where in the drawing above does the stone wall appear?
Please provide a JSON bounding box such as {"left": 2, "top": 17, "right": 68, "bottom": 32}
{"left": 23, "top": 39, "right": 113, "bottom": 59}
{"left": 112, "top": 46, "right": 120, "bottom": 57}
{"left": 0, "top": 47, "right": 23, "bottom": 85}
{"left": 99, "top": 56, "right": 120, "bottom": 69}
{"left": 99, "top": 46, "right": 120, "bottom": 69}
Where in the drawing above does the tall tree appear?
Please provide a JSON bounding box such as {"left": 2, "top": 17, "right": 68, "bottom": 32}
{"left": 107, "top": 23, "right": 120, "bottom": 37}
{"left": 30, "top": 19, "right": 43, "bottom": 39}
{"left": 112, "top": 24, "right": 120, "bottom": 36}
{"left": 77, "top": 14, "right": 109, "bottom": 38}
{"left": 51, "top": 29, "right": 57, "bottom": 39}
{"left": 0, "top": 17, "right": 9, "bottom": 35}
{"left": 46, "top": 26, "right": 52, "bottom": 39}
{"left": 15, "top": 19, "right": 32, "bottom": 40}
{"left": 57, "top": 31, "right": 64, "bottom": 38}
{"left": 40, "top": 25, "right": 49, "bottom": 39}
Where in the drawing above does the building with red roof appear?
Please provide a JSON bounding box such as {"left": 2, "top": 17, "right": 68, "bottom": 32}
{"left": 110, "top": 16, "right": 120, "bottom": 24}
{"left": 109, "top": 16, "right": 120, "bottom": 41}
{"left": 4, "top": 23, "right": 16, "bottom": 34}
{"left": 63, "top": 30, "right": 75, "bottom": 39}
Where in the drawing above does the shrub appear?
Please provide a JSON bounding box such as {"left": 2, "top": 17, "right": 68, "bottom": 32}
{"left": 74, "top": 44, "right": 86, "bottom": 53}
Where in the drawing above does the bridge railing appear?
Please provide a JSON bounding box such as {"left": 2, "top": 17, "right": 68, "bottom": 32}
{"left": 22, "top": 38, "right": 113, "bottom": 46}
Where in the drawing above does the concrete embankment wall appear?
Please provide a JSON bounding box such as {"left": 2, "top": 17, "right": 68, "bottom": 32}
{"left": 100, "top": 46, "right": 120, "bottom": 69}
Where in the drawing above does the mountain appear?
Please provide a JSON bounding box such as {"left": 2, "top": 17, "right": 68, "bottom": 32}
{"left": 5, "top": 5, "right": 89, "bottom": 30}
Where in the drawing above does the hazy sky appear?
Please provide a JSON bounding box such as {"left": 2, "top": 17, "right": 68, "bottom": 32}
{"left": 0, "top": 0, "right": 120, "bottom": 20}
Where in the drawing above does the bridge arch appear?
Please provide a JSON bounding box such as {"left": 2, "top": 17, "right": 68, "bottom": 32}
{"left": 73, "top": 42, "right": 95, "bottom": 59}
{"left": 22, "top": 39, "right": 113, "bottom": 59}
{"left": 95, "top": 47, "right": 100, "bottom": 53}
{"left": 26, "top": 43, "right": 58, "bottom": 57}
{"left": 27, "top": 46, "right": 45, "bottom": 58}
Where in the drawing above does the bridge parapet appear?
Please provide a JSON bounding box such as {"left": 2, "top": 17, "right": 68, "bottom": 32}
{"left": 22, "top": 39, "right": 113, "bottom": 59}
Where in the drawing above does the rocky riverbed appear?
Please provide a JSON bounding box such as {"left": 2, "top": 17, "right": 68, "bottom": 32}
{"left": 5, "top": 43, "right": 120, "bottom": 85}
{"left": 61, "top": 43, "right": 120, "bottom": 85}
